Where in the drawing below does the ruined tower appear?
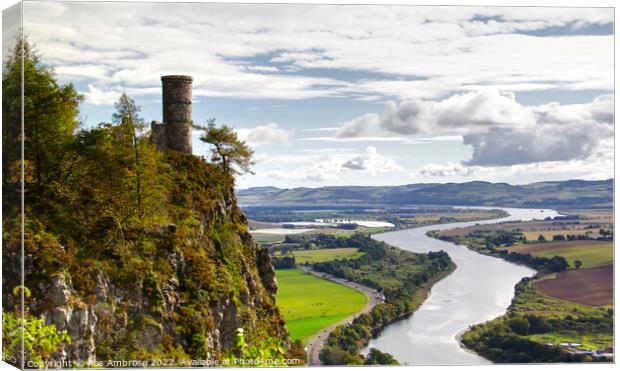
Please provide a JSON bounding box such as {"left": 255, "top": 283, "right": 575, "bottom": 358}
{"left": 151, "top": 75, "right": 193, "bottom": 153}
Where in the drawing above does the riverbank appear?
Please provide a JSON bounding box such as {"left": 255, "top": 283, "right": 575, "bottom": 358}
{"left": 363, "top": 261, "right": 456, "bottom": 349}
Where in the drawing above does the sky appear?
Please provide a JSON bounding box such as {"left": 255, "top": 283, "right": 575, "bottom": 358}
{"left": 14, "top": 1, "right": 614, "bottom": 189}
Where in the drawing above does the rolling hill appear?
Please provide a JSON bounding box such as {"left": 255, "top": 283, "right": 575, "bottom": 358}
{"left": 238, "top": 179, "right": 613, "bottom": 208}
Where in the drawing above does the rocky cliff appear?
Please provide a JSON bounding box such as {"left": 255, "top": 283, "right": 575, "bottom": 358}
{"left": 2, "top": 151, "right": 291, "bottom": 366}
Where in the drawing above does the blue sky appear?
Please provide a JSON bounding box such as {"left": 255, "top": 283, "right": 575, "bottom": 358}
{"left": 17, "top": 1, "right": 614, "bottom": 188}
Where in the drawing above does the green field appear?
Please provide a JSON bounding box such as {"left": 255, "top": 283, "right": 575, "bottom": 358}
{"left": 291, "top": 248, "right": 365, "bottom": 264}
{"left": 532, "top": 243, "right": 612, "bottom": 269}
{"left": 252, "top": 234, "right": 285, "bottom": 243}
{"left": 275, "top": 269, "right": 367, "bottom": 342}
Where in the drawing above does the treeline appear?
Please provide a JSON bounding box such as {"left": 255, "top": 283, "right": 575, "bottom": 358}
{"left": 496, "top": 250, "right": 569, "bottom": 273}
{"left": 311, "top": 235, "right": 454, "bottom": 365}
{"left": 435, "top": 232, "right": 569, "bottom": 273}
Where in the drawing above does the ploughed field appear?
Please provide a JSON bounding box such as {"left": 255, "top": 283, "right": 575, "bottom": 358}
{"left": 505, "top": 239, "right": 612, "bottom": 306}
{"left": 275, "top": 269, "right": 367, "bottom": 342}
{"left": 534, "top": 265, "right": 613, "bottom": 306}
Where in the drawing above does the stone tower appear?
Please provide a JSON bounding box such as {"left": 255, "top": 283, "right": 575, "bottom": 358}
{"left": 151, "top": 75, "right": 193, "bottom": 153}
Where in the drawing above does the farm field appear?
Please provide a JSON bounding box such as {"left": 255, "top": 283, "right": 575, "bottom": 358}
{"left": 275, "top": 269, "right": 367, "bottom": 342}
{"left": 506, "top": 241, "right": 612, "bottom": 269}
{"left": 534, "top": 265, "right": 613, "bottom": 306}
{"left": 253, "top": 234, "right": 285, "bottom": 243}
{"left": 291, "top": 248, "right": 365, "bottom": 264}
{"left": 514, "top": 279, "right": 614, "bottom": 349}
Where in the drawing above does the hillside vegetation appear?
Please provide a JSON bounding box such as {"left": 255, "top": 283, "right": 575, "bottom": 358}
{"left": 2, "top": 42, "right": 298, "bottom": 367}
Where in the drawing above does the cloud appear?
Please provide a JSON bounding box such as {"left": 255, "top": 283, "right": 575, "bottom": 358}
{"left": 335, "top": 92, "right": 613, "bottom": 166}
{"left": 83, "top": 84, "right": 123, "bottom": 105}
{"left": 21, "top": 3, "right": 613, "bottom": 103}
{"left": 342, "top": 146, "right": 403, "bottom": 174}
{"left": 462, "top": 124, "right": 608, "bottom": 166}
{"left": 417, "top": 162, "right": 479, "bottom": 177}
{"left": 335, "top": 113, "right": 381, "bottom": 138}
{"left": 265, "top": 146, "right": 403, "bottom": 182}
{"left": 237, "top": 123, "right": 290, "bottom": 146}
{"left": 337, "top": 90, "right": 537, "bottom": 138}
{"left": 463, "top": 95, "right": 613, "bottom": 166}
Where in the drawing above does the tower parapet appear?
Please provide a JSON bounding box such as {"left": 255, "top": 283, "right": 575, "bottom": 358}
{"left": 151, "top": 75, "right": 193, "bottom": 153}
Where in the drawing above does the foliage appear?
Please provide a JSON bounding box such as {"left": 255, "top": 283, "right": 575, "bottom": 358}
{"left": 364, "top": 348, "right": 399, "bottom": 365}
{"left": 435, "top": 230, "right": 570, "bottom": 273}
{"left": 2, "top": 41, "right": 83, "bottom": 193}
{"left": 224, "top": 328, "right": 289, "bottom": 367}
{"left": 271, "top": 255, "right": 296, "bottom": 269}
{"left": 196, "top": 119, "right": 254, "bottom": 176}
{"left": 2, "top": 287, "right": 71, "bottom": 368}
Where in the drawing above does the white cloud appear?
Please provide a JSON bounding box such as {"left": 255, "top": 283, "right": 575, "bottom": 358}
{"left": 335, "top": 92, "right": 613, "bottom": 166}
{"left": 83, "top": 84, "right": 122, "bottom": 105}
{"left": 21, "top": 3, "right": 613, "bottom": 102}
{"left": 237, "top": 123, "right": 290, "bottom": 146}
{"left": 337, "top": 90, "right": 539, "bottom": 138}
{"left": 417, "top": 162, "right": 480, "bottom": 177}
{"left": 342, "top": 146, "right": 404, "bottom": 174}
{"left": 265, "top": 146, "right": 403, "bottom": 182}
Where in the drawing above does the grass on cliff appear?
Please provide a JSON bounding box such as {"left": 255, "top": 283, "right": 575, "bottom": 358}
{"left": 275, "top": 269, "right": 367, "bottom": 342}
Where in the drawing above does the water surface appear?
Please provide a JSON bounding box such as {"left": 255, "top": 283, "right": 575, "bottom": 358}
{"left": 364, "top": 207, "right": 561, "bottom": 365}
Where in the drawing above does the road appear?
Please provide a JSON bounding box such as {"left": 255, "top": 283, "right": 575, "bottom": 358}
{"left": 300, "top": 267, "right": 384, "bottom": 366}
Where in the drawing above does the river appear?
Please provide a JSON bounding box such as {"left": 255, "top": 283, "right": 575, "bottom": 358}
{"left": 364, "top": 207, "right": 562, "bottom": 365}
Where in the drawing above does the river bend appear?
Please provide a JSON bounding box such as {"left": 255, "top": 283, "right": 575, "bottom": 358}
{"left": 364, "top": 207, "right": 561, "bottom": 365}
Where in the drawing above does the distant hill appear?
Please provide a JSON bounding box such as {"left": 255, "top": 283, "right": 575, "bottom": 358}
{"left": 238, "top": 179, "right": 613, "bottom": 208}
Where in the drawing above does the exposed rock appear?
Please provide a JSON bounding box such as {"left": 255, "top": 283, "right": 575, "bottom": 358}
{"left": 255, "top": 245, "right": 278, "bottom": 299}
{"left": 48, "top": 274, "right": 72, "bottom": 307}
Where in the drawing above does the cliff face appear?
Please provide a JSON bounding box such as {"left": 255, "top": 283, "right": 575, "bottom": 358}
{"left": 2, "top": 151, "right": 289, "bottom": 365}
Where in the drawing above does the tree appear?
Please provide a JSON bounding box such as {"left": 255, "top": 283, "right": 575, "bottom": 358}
{"left": 196, "top": 119, "right": 254, "bottom": 175}
{"left": 552, "top": 234, "right": 566, "bottom": 241}
{"left": 547, "top": 256, "right": 569, "bottom": 272}
{"left": 537, "top": 234, "right": 546, "bottom": 243}
{"left": 574, "top": 260, "right": 583, "bottom": 269}
{"left": 364, "top": 348, "right": 399, "bottom": 365}
{"left": 2, "top": 40, "right": 83, "bottom": 192}
{"left": 507, "top": 317, "right": 530, "bottom": 336}
{"left": 112, "top": 93, "right": 145, "bottom": 218}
